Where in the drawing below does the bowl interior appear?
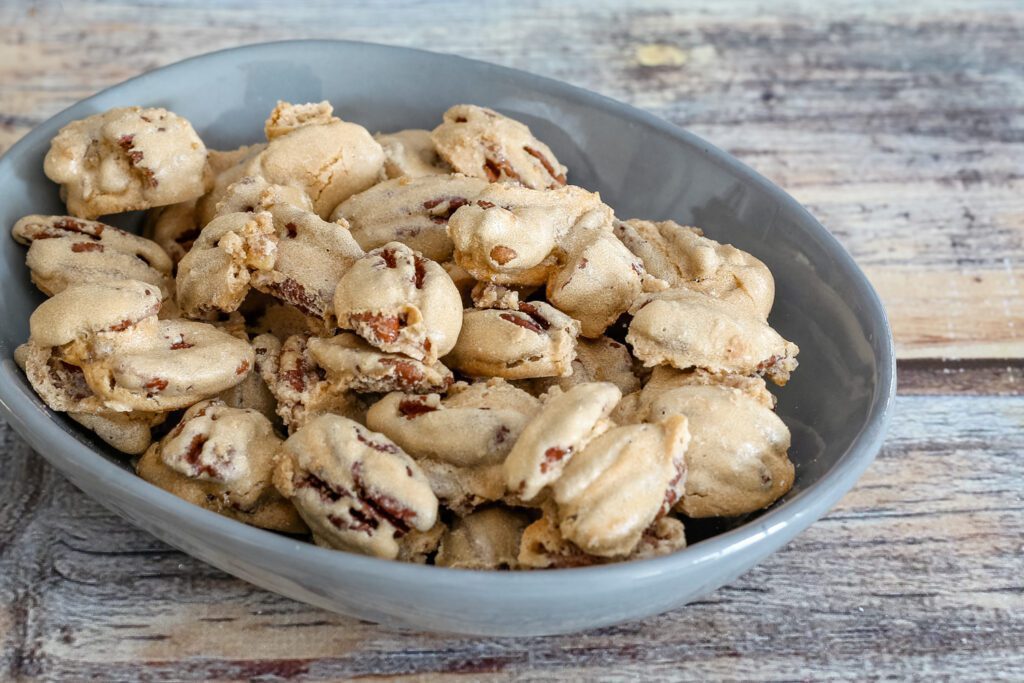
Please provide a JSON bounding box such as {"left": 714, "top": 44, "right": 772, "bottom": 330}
{"left": 0, "top": 41, "right": 893, "bottom": 633}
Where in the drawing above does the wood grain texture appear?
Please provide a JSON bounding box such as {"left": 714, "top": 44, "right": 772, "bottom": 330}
{"left": 1, "top": 0, "right": 1022, "bottom": 680}
{"left": 1, "top": 396, "right": 1022, "bottom": 680}
{"left": 1, "top": 0, "right": 1022, "bottom": 359}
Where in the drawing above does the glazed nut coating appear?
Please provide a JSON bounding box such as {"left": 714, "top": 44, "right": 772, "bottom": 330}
{"left": 76, "top": 318, "right": 255, "bottom": 412}
{"left": 307, "top": 332, "right": 454, "bottom": 395}
{"left": 375, "top": 128, "right": 450, "bottom": 179}
{"left": 615, "top": 218, "right": 775, "bottom": 319}
{"left": 175, "top": 211, "right": 278, "bottom": 317}
{"left": 137, "top": 399, "right": 306, "bottom": 533}
{"left": 551, "top": 416, "right": 689, "bottom": 557}
{"left": 334, "top": 242, "right": 463, "bottom": 362}
{"left": 445, "top": 300, "right": 580, "bottom": 380}
{"left": 43, "top": 106, "right": 212, "bottom": 219}
{"left": 330, "top": 174, "right": 489, "bottom": 262}
{"left": 628, "top": 287, "right": 799, "bottom": 385}
{"left": 446, "top": 183, "right": 613, "bottom": 286}
{"left": 247, "top": 111, "right": 385, "bottom": 218}
{"left": 647, "top": 385, "right": 794, "bottom": 518}
{"left": 503, "top": 382, "right": 622, "bottom": 501}
{"left": 13, "top": 214, "right": 174, "bottom": 299}
{"left": 366, "top": 378, "right": 540, "bottom": 468}
{"left": 431, "top": 104, "right": 567, "bottom": 189}
{"left": 546, "top": 228, "right": 651, "bottom": 338}
{"left": 274, "top": 414, "right": 439, "bottom": 559}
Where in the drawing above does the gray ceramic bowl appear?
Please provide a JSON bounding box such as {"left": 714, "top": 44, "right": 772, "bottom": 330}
{"left": 0, "top": 40, "right": 895, "bottom": 636}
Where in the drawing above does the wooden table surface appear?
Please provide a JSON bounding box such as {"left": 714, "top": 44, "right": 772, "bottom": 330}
{"left": 1, "top": 0, "right": 1022, "bottom": 680}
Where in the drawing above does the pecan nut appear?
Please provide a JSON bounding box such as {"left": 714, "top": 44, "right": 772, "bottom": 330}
{"left": 627, "top": 287, "right": 799, "bottom": 385}
{"left": 306, "top": 332, "right": 453, "bottom": 395}
{"left": 445, "top": 300, "right": 580, "bottom": 380}
{"left": 615, "top": 218, "right": 775, "bottom": 319}
{"left": 43, "top": 106, "right": 212, "bottom": 219}
{"left": 334, "top": 242, "right": 463, "bottom": 362}
{"left": 374, "top": 129, "right": 451, "bottom": 180}
{"left": 331, "top": 174, "right": 487, "bottom": 262}
{"left": 502, "top": 382, "right": 621, "bottom": 501}
{"left": 431, "top": 105, "right": 568, "bottom": 190}
{"left": 447, "top": 183, "right": 612, "bottom": 286}
{"left": 551, "top": 416, "right": 689, "bottom": 557}
{"left": 12, "top": 214, "right": 174, "bottom": 299}
{"left": 274, "top": 414, "right": 439, "bottom": 559}
{"left": 646, "top": 385, "right": 794, "bottom": 518}
{"left": 137, "top": 399, "right": 306, "bottom": 533}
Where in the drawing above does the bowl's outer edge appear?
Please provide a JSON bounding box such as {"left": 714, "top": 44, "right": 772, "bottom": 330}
{"left": 0, "top": 39, "right": 896, "bottom": 636}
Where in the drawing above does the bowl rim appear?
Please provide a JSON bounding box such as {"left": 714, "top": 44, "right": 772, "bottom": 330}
{"left": 0, "top": 39, "right": 897, "bottom": 586}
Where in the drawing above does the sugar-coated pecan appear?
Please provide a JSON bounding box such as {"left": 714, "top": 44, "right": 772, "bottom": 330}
{"left": 43, "top": 106, "right": 211, "bottom": 219}
{"left": 335, "top": 242, "right": 463, "bottom": 363}
{"left": 274, "top": 415, "right": 438, "bottom": 559}
{"left": 138, "top": 399, "right": 305, "bottom": 534}
{"left": 432, "top": 105, "right": 568, "bottom": 190}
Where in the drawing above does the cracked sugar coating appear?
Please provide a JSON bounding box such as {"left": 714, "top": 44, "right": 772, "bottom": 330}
{"left": 432, "top": 104, "right": 567, "bottom": 189}
{"left": 212, "top": 174, "right": 314, "bottom": 220}
{"left": 17, "top": 341, "right": 108, "bottom": 414}
{"left": 445, "top": 300, "right": 580, "bottom": 380}
{"left": 641, "top": 365, "right": 776, "bottom": 411}
{"left": 503, "top": 382, "right": 621, "bottom": 501}
{"left": 273, "top": 414, "right": 438, "bottom": 559}
{"left": 254, "top": 333, "right": 368, "bottom": 433}
{"left": 182, "top": 181, "right": 365, "bottom": 323}
{"left": 628, "top": 287, "right": 799, "bottom": 385}
{"left": 334, "top": 242, "right": 463, "bottom": 363}
{"left": 44, "top": 106, "right": 211, "bottom": 219}
{"left": 307, "top": 332, "right": 453, "bottom": 395}
{"left": 15, "top": 342, "right": 163, "bottom": 454}
{"left": 249, "top": 194, "right": 364, "bottom": 325}
{"left": 551, "top": 416, "right": 689, "bottom": 557}
{"left": 176, "top": 211, "right": 278, "bottom": 318}
{"left": 615, "top": 218, "right": 775, "bottom": 319}
{"left": 447, "top": 183, "right": 613, "bottom": 286}
{"left": 375, "top": 129, "right": 450, "bottom": 179}
{"left": 366, "top": 378, "right": 540, "bottom": 468}
{"left": 247, "top": 109, "right": 385, "bottom": 218}
{"left": 647, "top": 385, "right": 794, "bottom": 518}
{"left": 330, "top": 174, "right": 489, "bottom": 262}
{"left": 13, "top": 214, "right": 174, "bottom": 299}
{"left": 264, "top": 100, "right": 339, "bottom": 140}
{"left": 137, "top": 399, "right": 306, "bottom": 533}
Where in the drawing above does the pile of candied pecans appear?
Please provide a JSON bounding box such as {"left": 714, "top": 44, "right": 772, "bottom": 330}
{"left": 12, "top": 100, "right": 799, "bottom": 569}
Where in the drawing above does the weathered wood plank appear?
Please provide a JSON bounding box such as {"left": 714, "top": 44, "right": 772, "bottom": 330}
{"left": 898, "top": 358, "right": 1024, "bottom": 395}
{"left": 0, "top": 0, "right": 1021, "bottom": 359}
{"left": 1, "top": 394, "right": 1022, "bottom": 680}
